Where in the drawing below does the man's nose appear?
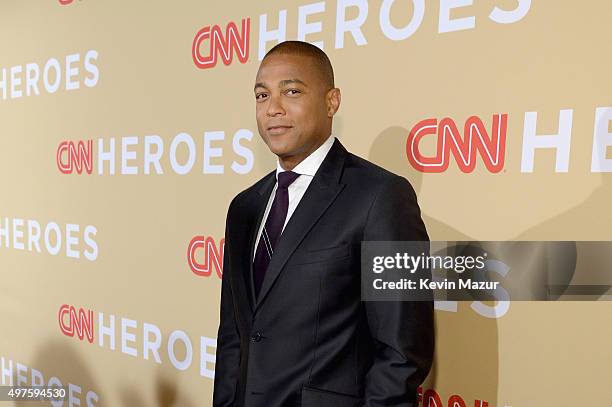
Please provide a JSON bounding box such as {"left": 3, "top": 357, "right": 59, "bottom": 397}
{"left": 266, "top": 94, "right": 285, "bottom": 117}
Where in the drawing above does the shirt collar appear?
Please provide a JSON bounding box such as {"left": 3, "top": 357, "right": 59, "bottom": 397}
{"left": 276, "top": 134, "right": 336, "bottom": 179}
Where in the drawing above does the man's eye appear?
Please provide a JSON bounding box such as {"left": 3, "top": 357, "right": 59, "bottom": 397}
{"left": 286, "top": 89, "right": 301, "bottom": 95}
{"left": 255, "top": 93, "right": 267, "bottom": 100}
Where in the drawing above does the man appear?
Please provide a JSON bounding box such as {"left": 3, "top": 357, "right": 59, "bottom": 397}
{"left": 213, "top": 40, "right": 434, "bottom": 407}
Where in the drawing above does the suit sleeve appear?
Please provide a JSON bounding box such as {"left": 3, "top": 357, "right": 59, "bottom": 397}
{"left": 212, "top": 199, "right": 242, "bottom": 407}
{"left": 362, "top": 176, "right": 434, "bottom": 407}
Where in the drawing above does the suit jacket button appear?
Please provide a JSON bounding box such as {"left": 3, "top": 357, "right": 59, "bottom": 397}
{"left": 250, "top": 332, "right": 262, "bottom": 342}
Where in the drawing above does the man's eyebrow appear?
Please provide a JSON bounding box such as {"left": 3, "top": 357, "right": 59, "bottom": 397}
{"left": 254, "top": 78, "right": 307, "bottom": 91}
{"left": 279, "top": 78, "right": 307, "bottom": 88}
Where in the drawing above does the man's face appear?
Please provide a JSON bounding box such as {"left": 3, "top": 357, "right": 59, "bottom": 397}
{"left": 254, "top": 53, "right": 337, "bottom": 165}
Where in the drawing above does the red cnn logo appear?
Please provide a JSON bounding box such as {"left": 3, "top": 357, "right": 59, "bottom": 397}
{"left": 407, "top": 114, "right": 508, "bottom": 173}
{"left": 417, "top": 386, "right": 491, "bottom": 407}
{"left": 56, "top": 140, "right": 93, "bottom": 174}
{"left": 188, "top": 236, "right": 224, "bottom": 278}
{"left": 192, "top": 18, "right": 250, "bottom": 69}
{"left": 58, "top": 304, "right": 94, "bottom": 343}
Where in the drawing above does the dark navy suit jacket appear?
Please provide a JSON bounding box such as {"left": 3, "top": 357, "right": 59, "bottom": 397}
{"left": 213, "top": 138, "right": 434, "bottom": 407}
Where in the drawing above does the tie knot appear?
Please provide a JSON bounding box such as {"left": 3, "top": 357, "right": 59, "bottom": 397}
{"left": 277, "top": 171, "right": 300, "bottom": 189}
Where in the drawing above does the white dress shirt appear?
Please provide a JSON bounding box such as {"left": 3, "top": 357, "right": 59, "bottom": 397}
{"left": 253, "top": 134, "right": 336, "bottom": 260}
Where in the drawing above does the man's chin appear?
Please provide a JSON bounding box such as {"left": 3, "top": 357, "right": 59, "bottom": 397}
{"left": 267, "top": 141, "right": 293, "bottom": 157}
{"left": 270, "top": 149, "right": 293, "bottom": 160}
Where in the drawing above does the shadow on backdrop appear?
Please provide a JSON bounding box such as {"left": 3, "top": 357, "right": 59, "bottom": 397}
{"left": 368, "top": 126, "right": 499, "bottom": 405}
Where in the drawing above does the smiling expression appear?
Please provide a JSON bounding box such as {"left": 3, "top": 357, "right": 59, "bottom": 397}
{"left": 254, "top": 53, "right": 340, "bottom": 170}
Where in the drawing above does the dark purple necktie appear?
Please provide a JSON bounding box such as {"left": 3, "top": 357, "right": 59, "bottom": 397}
{"left": 253, "top": 171, "right": 300, "bottom": 299}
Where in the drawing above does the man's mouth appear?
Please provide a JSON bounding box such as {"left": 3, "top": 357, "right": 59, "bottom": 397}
{"left": 267, "top": 126, "right": 293, "bottom": 135}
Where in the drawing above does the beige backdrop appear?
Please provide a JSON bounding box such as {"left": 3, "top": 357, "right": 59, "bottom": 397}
{"left": 1, "top": 0, "right": 611, "bottom": 406}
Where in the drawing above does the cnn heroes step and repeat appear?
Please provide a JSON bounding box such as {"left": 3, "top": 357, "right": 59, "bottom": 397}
{"left": 1, "top": 0, "right": 611, "bottom": 406}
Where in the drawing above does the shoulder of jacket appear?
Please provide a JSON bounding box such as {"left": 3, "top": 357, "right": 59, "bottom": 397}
{"left": 343, "top": 152, "right": 406, "bottom": 185}
{"left": 228, "top": 169, "right": 275, "bottom": 210}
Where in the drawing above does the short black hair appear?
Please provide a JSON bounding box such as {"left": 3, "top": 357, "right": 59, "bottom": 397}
{"left": 263, "top": 41, "right": 335, "bottom": 89}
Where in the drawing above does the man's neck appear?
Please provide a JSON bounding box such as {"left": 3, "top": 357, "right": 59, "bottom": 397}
{"left": 277, "top": 134, "right": 332, "bottom": 171}
{"left": 278, "top": 156, "right": 303, "bottom": 171}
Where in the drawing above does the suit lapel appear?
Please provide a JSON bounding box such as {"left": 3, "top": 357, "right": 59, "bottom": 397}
{"left": 254, "top": 138, "right": 348, "bottom": 312}
{"left": 238, "top": 172, "right": 276, "bottom": 313}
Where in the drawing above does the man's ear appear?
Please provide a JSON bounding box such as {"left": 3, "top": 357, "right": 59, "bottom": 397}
{"left": 326, "top": 88, "right": 341, "bottom": 118}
